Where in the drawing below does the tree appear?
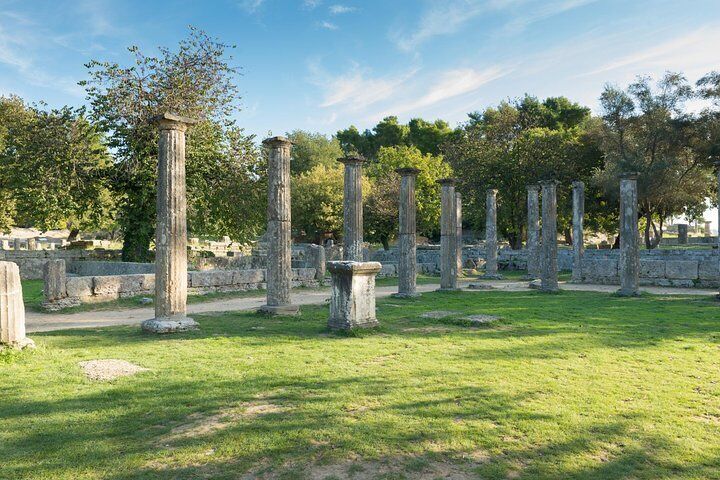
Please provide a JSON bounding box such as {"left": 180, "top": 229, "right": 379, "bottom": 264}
{"left": 286, "top": 130, "right": 343, "bottom": 175}
{"left": 365, "top": 146, "right": 452, "bottom": 249}
{"left": 597, "top": 73, "right": 713, "bottom": 249}
{"left": 83, "top": 27, "right": 264, "bottom": 261}
{"left": 444, "top": 96, "right": 603, "bottom": 249}
{"left": 0, "top": 96, "right": 115, "bottom": 236}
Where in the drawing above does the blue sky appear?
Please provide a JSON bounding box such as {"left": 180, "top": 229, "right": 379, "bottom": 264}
{"left": 1, "top": 0, "right": 719, "bottom": 140}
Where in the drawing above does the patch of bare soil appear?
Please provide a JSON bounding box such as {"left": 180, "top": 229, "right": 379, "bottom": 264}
{"left": 420, "top": 310, "right": 463, "bottom": 319}
{"left": 79, "top": 359, "right": 148, "bottom": 381}
{"left": 464, "top": 314, "right": 501, "bottom": 325}
{"left": 402, "top": 326, "right": 456, "bottom": 333}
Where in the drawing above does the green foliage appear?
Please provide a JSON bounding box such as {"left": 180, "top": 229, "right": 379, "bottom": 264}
{"left": 83, "top": 27, "right": 263, "bottom": 261}
{"left": 291, "top": 163, "right": 347, "bottom": 241}
{"left": 445, "top": 96, "right": 603, "bottom": 248}
{"left": 365, "top": 146, "right": 452, "bottom": 248}
{"left": 286, "top": 130, "right": 343, "bottom": 175}
{"left": 596, "top": 73, "right": 713, "bottom": 248}
{"left": 0, "top": 96, "right": 115, "bottom": 234}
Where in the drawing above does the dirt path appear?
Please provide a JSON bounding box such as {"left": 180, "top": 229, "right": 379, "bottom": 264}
{"left": 26, "top": 280, "right": 717, "bottom": 333}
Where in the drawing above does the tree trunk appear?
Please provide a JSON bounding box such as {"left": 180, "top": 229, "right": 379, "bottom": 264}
{"left": 381, "top": 236, "right": 390, "bottom": 251}
{"left": 507, "top": 232, "right": 522, "bottom": 250}
{"left": 67, "top": 228, "right": 80, "bottom": 242}
{"left": 563, "top": 227, "right": 573, "bottom": 246}
{"left": 644, "top": 212, "right": 653, "bottom": 250}
{"left": 612, "top": 235, "right": 620, "bottom": 249}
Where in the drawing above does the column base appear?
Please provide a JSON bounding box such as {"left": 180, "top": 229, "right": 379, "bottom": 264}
{"left": 436, "top": 287, "right": 462, "bottom": 292}
{"left": 390, "top": 292, "right": 421, "bottom": 299}
{"left": 615, "top": 288, "right": 640, "bottom": 297}
{"left": 141, "top": 317, "right": 198, "bottom": 333}
{"left": 0, "top": 337, "right": 35, "bottom": 350}
{"left": 257, "top": 304, "right": 300, "bottom": 316}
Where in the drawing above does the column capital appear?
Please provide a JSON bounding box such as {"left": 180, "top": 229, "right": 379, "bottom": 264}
{"left": 395, "top": 167, "right": 421, "bottom": 176}
{"left": 262, "top": 136, "right": 293, "bottom": 147}
{"left": 527, "top": 184, "right": 540, "bottom": 192}
{"left": 539, "top": 179, "right": 560, "bottom": 187}
{"left": 572, "top": 180, "right": 585, "bottom": 188}
{"left": 151, "top": 112, "right": 198, "bottom": 131}
{"left": 619, "top": 172, "right": 639, "bottom": 180}
{"left": 436, "top": 177, "right": 457, "bottom": 186}
{"left": 486, "top": 188, "right": 498, "bottom": 195}
{"left": 337, "top": 155, "right": 366, "bottom": 166}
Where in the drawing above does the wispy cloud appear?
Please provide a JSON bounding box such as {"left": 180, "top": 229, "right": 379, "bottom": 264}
{"left": 309, "top": 60, "right": 419, "bottom": 112}
{"left": 318, "top": 21, "right": 339, "bottom": 30}
{"left": 239, "top": 0, "right": 265, "bottom": 13}
{"left": 329, "top": 4, "right": 356, "bottom": 15}
{"left": 393, "top": 0, "right": 598, "bottom": 52}
{"left": 303, "top": 0, "right": 322, "bottom": 9}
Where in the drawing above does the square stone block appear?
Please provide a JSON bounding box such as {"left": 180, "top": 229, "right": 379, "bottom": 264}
{"left": 292, "top": 268, "right": 315, "bottom": 281}
{"left": 327, "top": 261, "right": 381, "bottom": 331}
{"left": 698, "top": 258, "right": 720, "bottom": 280}
{"left": 232, "top": 269, "right": 265, "bottom": 285}
{"left": 66, "top": 277, "right": 93, "bottom": 298}
{"left": 639, "top": 260, "right": 665, "bottom": 278}
{"left": 665, "top": 260, "right": 698, "bottom": 280}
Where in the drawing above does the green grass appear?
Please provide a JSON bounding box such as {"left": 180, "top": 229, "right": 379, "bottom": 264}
{"left": 3, "top": 290, "right": 720, "bottom": 479}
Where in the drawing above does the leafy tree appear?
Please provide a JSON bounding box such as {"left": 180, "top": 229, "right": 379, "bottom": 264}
{"left": 286, "top": 130, "right": 343, "bottom": 175}
{"left": 365, "top": 146, "right": 452, "bottom": 249}
{"left": 596, "top": 73, "right": 712, "bottom": 248}
{"left": 0, "top": 96, "right": 114, "bottom": 236}
{"left": 83, "top": 27, "right": 264, "bottom": 261}
{"left": 407, "top": 118, "right": 453, "bottom": 155}
{"left": 445, "top": 96, "right": 603, "bottom": 248}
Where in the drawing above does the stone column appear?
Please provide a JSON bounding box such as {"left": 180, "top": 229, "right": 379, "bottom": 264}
{"left": 571, "top": 181, "right": 585, "bottom": 283}
{"left": 258, "top": 136, "right": 298, "bottom": 316}
{"left": 704, "top": 221, "right": 712, "bottom": 237}
{"left": 27, "top": 238, "right": 38, "bottom": 251}
{"left": 393, "top": 168, "right": 421, "bottom": 298}
{"left": 43, "top": 259, "right": 66, "bottom": 302}
{"left": 525, "top": 185, "right": 541, "bottom": 280}
{"left": 142, "top": 113, "right": 198, "bottom": 333}
{"left": 0, "top": 262, "right": 34, "bottom": 349}
{"left": 540, "top": 180, "right": 559, "bottom": 292}
{"left": 13, "top": 238, "right": 22, "bottom": 251}
{"left": 437, "top": 178, "right": 458, "bottom": 291}
{"left": 678, "top": 224, "right": 688, "bottom": 244}
{"left": 483, "top": 188, "right": 502, "bottom": 279}
{"left": 339, "top": 156, "right": 366, "bottom": 262}
{"left": 617, "top": 172, "right": 640, "bottom": 296}
{"left": 456, "top": 192, "right": 463, "bottom": 274}
{"left": 307, "top": 244, "right": 326, "bottom": 283}
{"left": 715, "top": 159, "right": 720, "bottom": 249}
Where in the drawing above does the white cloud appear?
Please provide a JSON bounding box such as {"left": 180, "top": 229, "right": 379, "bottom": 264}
{"left": 309, "top": 61, "right": 419, "bottom": 112}
{"left": 329, "top": 4, "right": 356, "bottom": 14}
{"left": 319, "top": 21, "right": 339, "bottom": 30}
{"left": 239, "top": 0, "right": 265, "bottom": 13}
{"left": 303, "top": 0, "right": 322, "bottom": 9}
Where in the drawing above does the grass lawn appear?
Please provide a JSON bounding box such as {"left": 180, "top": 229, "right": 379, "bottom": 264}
{"left": 2, "top": 290, "right": 720, "bottom": 479}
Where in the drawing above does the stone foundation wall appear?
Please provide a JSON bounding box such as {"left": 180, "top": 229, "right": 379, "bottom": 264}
{"left": 48, "top": 267, "right": 318, "bottom": 308}
{"left": 0, "top": 250, "right": 120, "bottom": 280}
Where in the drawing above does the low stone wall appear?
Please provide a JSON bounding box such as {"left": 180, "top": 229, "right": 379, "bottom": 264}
{"left": 68, "top": 260, "right": 155, "bottom": 276}
{"left": 0, "top": 250, "right": 120, "bottom": 280}
{"left": 47, "top": 267, "right": 318, "bottom": 308}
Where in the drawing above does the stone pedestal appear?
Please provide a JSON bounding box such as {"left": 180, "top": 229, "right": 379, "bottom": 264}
{"left": 393, "top": 168, "right": 421, "bottom": 299}
{"left": 327, "top": 261, "right": 381, "bottom": 330}
{"left": 339, "top": 156, "right": 366, "bottom": 262}
{"left": 540, "top": 180, "right": 559, "bottom": 292}
{"left": 525, "top": 185, "right": 541, "bottom": 280}
{"left": 617, "top": 173, "right": 640, "bottom": 296}
{"left": 677, "top": 224, "right": 688, "bottom": 245}
{"left": 142, "top": 113, "right": 199, "bottom": 333}
{"left": 437, "top": 178, "right": 458, "bottom": 291}
{"left": 0, "top": 262, "right": 34, "bottom": 349}
{"left": 571, "top": 181, "right": 585, "bottom": 283}
{"left": 258, "top": 136, "right": 299, "bottom": 316}
{"left": 483, "top": 188, "right": 502, "bottom": 279}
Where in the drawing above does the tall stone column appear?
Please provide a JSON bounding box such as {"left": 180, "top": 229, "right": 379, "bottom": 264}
{"left": 259, "top": 136, "right": 298, "bottom": 316}
{"left": 456, "top": 192, "right": 463, "bottom": 274}
{"left": 571, "top": 181, "right": 585, "bottom": 283}
{"left": 540, "top": 180, "right": 559, "bottom": 292}
{"left": 525, "top": 185, "right": 541, "bottom": 280}
{"left": 704, "top": 221, "right": 712, "bottom": 237}
{"left": 339, "top": 156, "right": 365, "bottom": 262}
{"left": 0, "top": 261, "right": 34, "bottom": 349}
{"left": 483, "top": 188, "right": 502, "bottom": 279}
{"left": 617, "top": 172, "right": 640, "bottom": 296}
{"left": 677, "top": 224, "right": 688, "bottom": 244}
{"left": 142, "top": 113, "right": 198, "bottom": 333}
{"left": 393, "top": 168, "right": 421, "bottom": 298}
{"left": 715, "top": 158, "right": 720, "bottom": 249}
{"left": 437, "top": 178, "right": 458, "bottom": 290}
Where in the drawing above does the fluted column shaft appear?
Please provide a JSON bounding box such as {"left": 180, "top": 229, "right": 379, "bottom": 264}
{"left": 572, "top": 181, "right": 585, "bottom": 282}
{"left": 526, "top": 185, "right": 541, "bottom": 279}
{"left": 437, "top": 178, "right": 457, "bottom": 290}
{"left": 540, "top": 180, "right": 559, "bottom": 292}
{"left": 456, "top": 192, "right": 463, "bottom": 274}
{"left": 396, "top": 168, "right": 420, "bottom": 297}
{"left": 339, "top": 157, "right": 365, "bottom": 262}
{"left": 618, "top": 173, "right": 640, "bottom": 296}
{"left": 484, "top": 189, "right": 500, "bottom": 278}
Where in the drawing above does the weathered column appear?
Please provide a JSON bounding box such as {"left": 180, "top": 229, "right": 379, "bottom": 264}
{"left": 525, "top": 185, "right": 541, "bottom": 280}
{"left": 571, "top": 181, "right": 585, "bottom": 283}
{"left": 540, "top": 180, "right": 559, "bottom": 292}
{"left": 678, "top": 224, "right": 688, "bottom": 244}
{"left": 456, "top": 192, "right": 463, "bottom": 274}
{"left": 43, "top": 259, "right": 66, "bottom": 302}
{"left": 339, "top": 156, "right": 366, "bottom": 262}
{"left": 27, "top": 238, "right": 38, "bottom": 251}
{"left": 715, "top": 159, "right": 720, "bottom": 249}
{"left": 142, "top": 113, "right": 198, "bottom": 333}
{"left": 13, "top": 238, "right": 22, "bottom": 251}
{"left": 258, "top": 136, "right": 298, "bottom": 316}
{"left": 437, "top": 178, "right": 458, "bottom": 291}
{"left": 0, "top": 262, "right": 34, "bottom": 349}
{"left": 393, "top": 168, "right": 421, "bottom": 298}
{"left": 483, "top": 188, "right": 502, "bottom": 279}
{"left": 307, "top": 244, "right": 326, "bottom": 283}
{"left": 617, "top": 172, "right": 640, "bottom": 296}
{"left": 704, "top": 221, "right": 712, "bottom": 237}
